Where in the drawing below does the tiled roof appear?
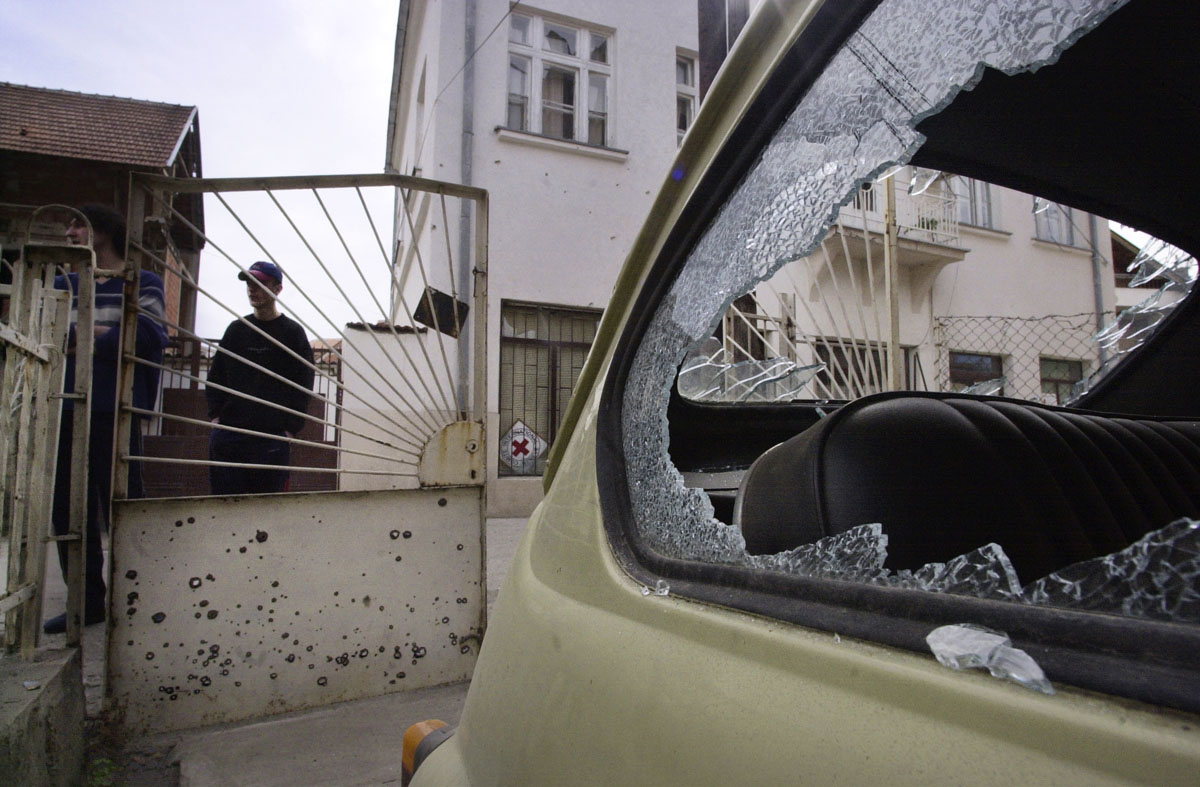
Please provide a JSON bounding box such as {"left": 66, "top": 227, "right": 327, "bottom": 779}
{"left": 0, "top": 82, "right": 197, "bottom": 168}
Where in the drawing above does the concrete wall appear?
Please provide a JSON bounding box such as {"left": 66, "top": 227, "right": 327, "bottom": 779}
{"left": 0, "top": 649, "right": 85, "bottom": 786}
{"left": 107, "top": 487, "right": 483, "bottom": 735}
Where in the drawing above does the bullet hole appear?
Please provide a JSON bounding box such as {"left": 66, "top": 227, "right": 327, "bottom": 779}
{"left": 188, "top": 517, "right": 196, "bottom": 524}
{"left": 194, "top": 612, "right": 202, "bottom": 619}
{"left": 270, "top": 672, "right": 278, "bottom": 680}
{"left": 189, "top": 577, "right": 202, "bottom": 589}
{"left": 461, "top": 645, "right": 471, "bottom": 654}
{"left": 438, "top": 498, "right": 447, "bottom": 507}
{"left": 200, "top": 676, "right": 211, "bottom": 687}
{"left": 441, "top": 617, "right": 449, "bottom": 624}
{"left": 286, "top": 654, "right": 296, "bottom": 663}
{"left": 210, "top": 645, "right": 220, "bottom": 655}
{"left": 336, "top": 653, "right": 350, "bottom": 666}
{"left": 317, "top": 677, "right": 328, "bottom": 686}
{"left": 199, "top": 600, "right": 209, "bottom": 608}
{"left": 281, "top": 632, "right": 289, "bottom": 639}
{"left": 411, "top": 645, "right": 427, "bottom": 659}
{"left": 395, "top": 556, "right": 402, "bottom": 562}
{"left": 393, "top": 646, "right": 403, "bottom": 659}
{"left": 255, "top": 530, "right": 268, "bottom": 543}
{"left": 127, "top": 608, "right": 137, "bottom": 616}
{"left": 207, "top": 611, "right": 218, "bottom": 620}
{"left": 235, "top": 681, "right": 242, "bottom": 687}
{"left": 126, "top": 592, "right": 139, "bottom": 605}
{"left": 220, "top": 669, "right": 229, "bottom": 676}
{"left": 362, "top": 596, "right": 371, "bottom": 607}
{"left": 127, "top": 640, "right": 134, "bottom": 646}
{"left": 306, "top": 645, "right": 313, "bottom": 652}
{"left": 456, "top": 597, "right": 468, "bottom": 604}
{"left": 206, "top": 574, "right": 215, "bottom": 582}
{"left": 125, "top": 570, "right": 138, "bottom": 580}
{"left": 222, "top": 658, "right": 232, "bottom": 667}
{"left": 239, "top": 546, "right": 247, "bottom": 553}
{"left": 403, "top": 531, "right": 412, "bottom": 539}
{"left": 398, "top": 671, "right": 406, "bottom": 679}
{"left": 308, "top": 664, "right": 315, "bottom": 670}
{"left": 257, "top": 605, "right": 263, "bottom": 611}
{"left": 449, "top": 634, "right": 458, "bottom": 644}
{"left": 175, "top": 520, "right": 183, "bottom": 528}
{"left": 145, "top": 652, "right": 155, "bottom": 661}
{"left": 389, "top": 530, "right": 400, "bottom": 540}
{"left": 152, "top": 612, "right": 166, "bottom": 624}
{"left": 456, "top": 544, "right": 464, "bottom": 551}
{"left": 271, "top": 580, "right": 279, "bottom": 587}
{"left": 358, "top": 648, "right": 369, "bottom": 658}
{"left": 378, "top": 646, "right": 386, "bottom": 653}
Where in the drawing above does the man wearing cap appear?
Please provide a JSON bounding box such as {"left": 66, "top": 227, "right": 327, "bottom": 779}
{"left": 206, "top": 261, "right": 315, "bottom": 495}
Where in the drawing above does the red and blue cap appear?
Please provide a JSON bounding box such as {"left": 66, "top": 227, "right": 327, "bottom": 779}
{"left": 238, "top": 260, "right": 283, "bottom": 285}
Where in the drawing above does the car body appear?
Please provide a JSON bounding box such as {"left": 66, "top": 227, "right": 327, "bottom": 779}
{"left": 410, "top": 0, "right": 1200, "bottom": 783}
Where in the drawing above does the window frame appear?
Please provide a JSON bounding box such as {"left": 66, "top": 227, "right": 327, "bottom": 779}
{"left": 950, "top": 175, "right": 994, "bottom": 229}
{"left": 507, "top": 12, "right": 615, "bottom": 147}
{"left": 590, "top": 0, "right": 1200, "bottom": 717}
{"left": 676, "top": 52, "right": 698, "bottom": 146}
{"left": 499, "top": 300, "right": 602, "bottom": 477}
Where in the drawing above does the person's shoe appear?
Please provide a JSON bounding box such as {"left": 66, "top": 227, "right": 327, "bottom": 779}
{"left": 43, "top": 607, "right": 105, "bottom": 634}
{"left": 43, "top": 613, "right": 67, "bottom": 634}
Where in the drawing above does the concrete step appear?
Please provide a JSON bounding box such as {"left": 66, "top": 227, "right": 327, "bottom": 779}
{"left": 173, "top": 680, "right": 469, "bottom": 787}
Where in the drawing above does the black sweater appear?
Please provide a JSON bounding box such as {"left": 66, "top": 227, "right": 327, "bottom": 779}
{"left": 206, "top": 314, "right": 315, "bottom": 436}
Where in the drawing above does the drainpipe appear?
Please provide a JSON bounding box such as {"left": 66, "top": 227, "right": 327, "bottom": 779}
{"left": 456, "top": 0, "right": 477, "bottom": 419}
{"left": 1089, "top": 213, "right": 1108, "bottom": 365}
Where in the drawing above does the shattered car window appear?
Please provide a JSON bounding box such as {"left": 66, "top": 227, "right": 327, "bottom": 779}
{"left": 623, "top": 0, "right": 1200, "bottom": 626}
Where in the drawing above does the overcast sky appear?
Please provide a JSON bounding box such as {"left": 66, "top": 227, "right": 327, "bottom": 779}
{"left": 2, "top": 0, "right": 402, "bottom": 337}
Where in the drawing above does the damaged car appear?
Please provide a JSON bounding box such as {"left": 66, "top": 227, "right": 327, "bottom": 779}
{"left": 407, "top": 0, "right": 1200, "bottom": 782}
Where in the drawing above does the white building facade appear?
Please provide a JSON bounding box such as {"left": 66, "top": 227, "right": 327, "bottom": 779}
{"left": 387, "top": 0, "right": 701, "bottom": 515}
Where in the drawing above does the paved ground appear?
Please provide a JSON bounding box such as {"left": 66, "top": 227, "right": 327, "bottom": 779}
{"left": 36, "top": 516, "right": 530, "bottom": 786}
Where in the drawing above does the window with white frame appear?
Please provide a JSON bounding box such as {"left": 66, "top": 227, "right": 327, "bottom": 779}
{"left": 949, "top": 175, "right": 993, "bottom": 228}
{"left": 1033, "top": 197, "right": 1085, "bottom": 247}
{"left": 507, "top": 12, "right": 613, "bottom": 146}
{"left": 676, "top": 53, "right": 697, "bottom": 145}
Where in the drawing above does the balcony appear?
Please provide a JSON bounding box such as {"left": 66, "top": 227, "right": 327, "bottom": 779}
{"left": 835, "top": 175, "right": 965, "bottom": 266}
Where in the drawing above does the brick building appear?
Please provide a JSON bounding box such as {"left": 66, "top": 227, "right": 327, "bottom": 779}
{"left": 0, "top": 82, "right": 204, "bottom": 332}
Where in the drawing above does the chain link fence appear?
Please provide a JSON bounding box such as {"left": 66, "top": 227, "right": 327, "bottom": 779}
{"left": 933, "top": 312, "right": 1111, "bottom": 403}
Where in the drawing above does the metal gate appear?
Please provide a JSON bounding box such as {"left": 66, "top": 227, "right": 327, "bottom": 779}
{"left": 105, "top": 173, "right": 489, "bottom": 734}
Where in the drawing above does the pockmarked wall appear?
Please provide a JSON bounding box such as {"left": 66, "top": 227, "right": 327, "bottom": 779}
{"left": 107, "top": 487, "right": 483, "bottom": 734}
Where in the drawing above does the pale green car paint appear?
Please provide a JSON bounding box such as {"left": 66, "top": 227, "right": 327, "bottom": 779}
{"left": 420, "top": 398, "right": 1200, "bottom": 785}
{"left": 415, "top": 0, "right": 1200, "bottom": 782}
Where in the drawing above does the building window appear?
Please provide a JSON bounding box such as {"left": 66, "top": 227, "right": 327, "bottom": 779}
{"left": 950, "top": 175, "right": 993, "bottom": 228}
{"left": 499, "top": 302, "right": 602, "bottom": 476}
{"left": 1033, "top": 198, "right": 1083, "bottom": 247}
{"left": 677, "top": 53, "right": 697, "bottom": 145}
{"left": 948, "top": 351, "right": 1004, "bottom": 394}
{"left": 507, "top": 12, "right": 612, "bottom": 146}
{"left": 1040, "top": 357, "right": 1083, "bottom": 404}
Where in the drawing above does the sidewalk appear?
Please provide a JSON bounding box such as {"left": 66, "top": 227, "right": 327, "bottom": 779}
{"left": 71, "top": 516, "right": 529, "bottom": 786}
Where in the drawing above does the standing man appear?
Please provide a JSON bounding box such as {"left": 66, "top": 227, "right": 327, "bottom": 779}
{"left": 206, "top": 261, "right": 314, "bottom": 495}
{"left": 46, "top": 204, "right": 168, "bottom": 634}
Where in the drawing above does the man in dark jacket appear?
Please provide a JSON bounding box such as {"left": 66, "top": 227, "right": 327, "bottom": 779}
{"left": 206, "top": 261, "right": 314, "bottom": 495}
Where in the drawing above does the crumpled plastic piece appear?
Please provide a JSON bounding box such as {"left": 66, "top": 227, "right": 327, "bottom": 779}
{"left": 641, "top": 579, "right": 671, "bottom": 597}
{"left": 926, "top": 623, "right": 1054, "bottom": 694}
{"left": 678, "top": 338, "right": 826, "bottom": 403}
{"left": 1024, "top": 518, "right": 1200, "bottom": 624}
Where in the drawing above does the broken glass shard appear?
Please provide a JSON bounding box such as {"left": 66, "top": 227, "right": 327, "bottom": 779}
{"left": 678, "top": 337, "right": 826, "bottom": 402}
{"left": 1024, "top": 518, "right": 1200, "bottom": 624}
{"left": 926, "top": 623, "right": 1054, "bottom": 694}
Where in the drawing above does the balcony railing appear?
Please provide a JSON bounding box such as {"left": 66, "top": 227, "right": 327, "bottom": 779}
{"left": 839, "top": 178, "right": 961, "bottom": 247}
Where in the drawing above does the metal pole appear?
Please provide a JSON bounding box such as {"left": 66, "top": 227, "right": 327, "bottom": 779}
{"left": 1089, "top": 213, "right": 1109, "bottom": 366}
{"left": 883, "top": 175, "right": 902, "bottom": 390}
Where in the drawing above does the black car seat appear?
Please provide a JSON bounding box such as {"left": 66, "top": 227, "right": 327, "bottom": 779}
{"left": 734, "top": 392, "right": 1200, "bottom": 582}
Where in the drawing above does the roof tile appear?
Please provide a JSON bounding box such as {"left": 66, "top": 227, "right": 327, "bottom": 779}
{"left": 0, "top": 82, "right": 196, "bottom": 168}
